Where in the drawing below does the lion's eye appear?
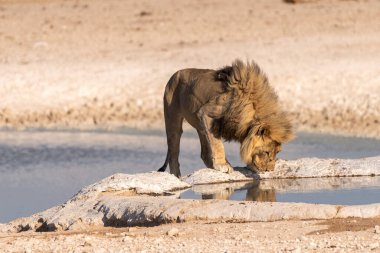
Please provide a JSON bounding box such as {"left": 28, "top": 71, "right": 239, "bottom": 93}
{"left": 259, "top": 152, "right": 269, "bottom": 158}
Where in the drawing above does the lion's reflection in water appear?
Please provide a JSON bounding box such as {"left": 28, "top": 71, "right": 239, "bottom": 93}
{"left": 199, "top": 182, "right": 276, "bottom": 202}
{"left": 182, "top": 177, "right": 380, "bottom": 204}
{"left": 245, "top": 187, "right": 276, "bottom": 202}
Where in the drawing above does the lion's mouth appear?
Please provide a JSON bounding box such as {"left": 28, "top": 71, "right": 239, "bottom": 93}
{"left": 249, "top": 161, "right": 275, "bottom": 172}
{"left": 247, "top": 164, "right": 259, "bottom": 173}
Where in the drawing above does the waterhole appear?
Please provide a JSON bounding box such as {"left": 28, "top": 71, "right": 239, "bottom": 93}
{"left": 180, "top": 177, "right": 380, "bottom": 205}
{"left": 0, "top": 129, "right": 380, "bottom": 222}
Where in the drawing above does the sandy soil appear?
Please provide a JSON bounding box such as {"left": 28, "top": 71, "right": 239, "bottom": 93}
{"left": 0, "top": 0, "right": 379, "bottom": 137}
{"left": 1, "top": 219, "right": 380, "bottom": 252}
{"left": 1, "top": 0, "right": 380, "bottom": 251}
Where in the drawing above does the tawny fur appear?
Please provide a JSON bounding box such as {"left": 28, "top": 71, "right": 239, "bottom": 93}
{"left": 159, "top": 59, "right": 293, "bottom": 177}
{"left": 213, "top": 59, "right": 293, "bottom": 165}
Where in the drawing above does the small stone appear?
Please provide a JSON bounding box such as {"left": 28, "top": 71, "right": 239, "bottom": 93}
{"left": 83, "top": 241, "right": 92, "bottom": 247}
{"left": 375, "top": 225, "right": 380, "bottom": 234}
{"left": 291, "top": 247, "right": 301, "bottom": 253}
{"left": 356, "top": 244, "right": 364, "bottom": 250}
{"left": 83, "top": 236, "right": 91, "bottom": 241}
{"left": 154, "top": 238, "right": 163, "bottom": 243}
{"left": 167, "top": 228, "right": 179, "bottom": 237}
{"left": 122, "top": 236, "right": 131, "bottom": 242}
{"left": 309, "top": 242, "right": 317, "bottom": 249}
{"left": 128, "top": 227, "right": 137, "bottom": 232}
{"left": 369, "top": 242, "right": 379, "bottom": 250}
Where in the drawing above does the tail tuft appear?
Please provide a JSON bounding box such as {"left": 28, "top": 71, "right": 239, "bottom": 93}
{"left": 157, "top": 153, "right": 169, "bottom": 172}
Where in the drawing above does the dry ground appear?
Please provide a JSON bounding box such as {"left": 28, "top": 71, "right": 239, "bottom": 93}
{"left": 1, "top": 0, "right": 380, "bottom": 251}
{"left": 1, "top": 218, "right": 380, "bottom": 252}
{"left": 0, "top": 0, "right": 379, "bottom": 137}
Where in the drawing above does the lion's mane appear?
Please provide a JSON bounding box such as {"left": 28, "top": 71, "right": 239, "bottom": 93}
{"left": 212, "top": 59, "right": 293, "bottom": 146}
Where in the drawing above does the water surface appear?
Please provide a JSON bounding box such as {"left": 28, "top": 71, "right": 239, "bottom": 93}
{"left": 0, "top": 129, "right": 379, "bottom": 223}
{"left": 180, "top": 177, "right": 380, "bottom": 205}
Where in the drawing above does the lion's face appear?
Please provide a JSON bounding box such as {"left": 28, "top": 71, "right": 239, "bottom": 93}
{"left": 240, "top": 126, "right": 283, "bottom": 172}
{"left": 250, "top": 140, "right": 281, "bottom": 172}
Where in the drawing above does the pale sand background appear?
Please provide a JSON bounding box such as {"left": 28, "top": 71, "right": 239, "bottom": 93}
{"left": 1, "top": 1, "right": 380, "bottom": 251}
{"left": 0, "top": 0, "right": 379, "bottom": 137}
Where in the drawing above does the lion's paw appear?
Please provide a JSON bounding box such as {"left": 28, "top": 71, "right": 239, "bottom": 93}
{"left": 214, "top": 164, "right": 234, "bottom": 174}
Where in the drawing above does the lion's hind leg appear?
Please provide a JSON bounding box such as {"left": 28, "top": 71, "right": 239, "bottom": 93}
{"left": 163, "top": 106, "right": 184, "bottom": 178}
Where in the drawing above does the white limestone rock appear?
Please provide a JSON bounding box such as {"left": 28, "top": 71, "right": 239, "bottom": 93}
{"left": 4, "top": 192, "right": 380, "bottom": 233}
{"left": 182, "top": 167, "right": 259, "bottom": 185}
{"left": 184, "top": 156, "right": 380, "bottom": 184}
{"left": 72, "top": 172, "right": 190, "bottom": 201}
{"left": 3, "top": 156, "right": 380, "bottom": 233}
{"left": 3, "top": 172, "right": 190, "bottom": 232}
{"left": 261, "top": 156, "right": 380, "bottom": 179}
{"left": 70, "top": 196, "right": 339, "bottom": 227}
{"left": 337, "top": 203, "right": 380, "bottom": 218}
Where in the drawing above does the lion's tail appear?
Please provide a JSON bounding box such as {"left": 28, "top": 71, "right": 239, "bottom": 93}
{"left": 157, "top": 152, "right": 169, "bottom": 172}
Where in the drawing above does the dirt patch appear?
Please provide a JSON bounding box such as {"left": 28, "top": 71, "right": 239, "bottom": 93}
{"left": 309, "top": 217, "right": 380, "bottom": 235}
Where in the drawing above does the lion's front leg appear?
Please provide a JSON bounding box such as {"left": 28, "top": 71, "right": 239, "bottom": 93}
{"left": 197, "top": 104, "right": 233, "bottom": 174}
{"left": 198, "top": 130, "right": 233, "bottom": 173}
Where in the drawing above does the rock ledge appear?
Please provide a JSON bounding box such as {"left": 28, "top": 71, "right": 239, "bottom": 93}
{"left": 1, "top": 156, "right": 379, "bottom": 233}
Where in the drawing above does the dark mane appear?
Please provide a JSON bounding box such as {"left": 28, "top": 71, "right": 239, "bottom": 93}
{"left": 211, "top": 59, "right": 293, "bottom": 143}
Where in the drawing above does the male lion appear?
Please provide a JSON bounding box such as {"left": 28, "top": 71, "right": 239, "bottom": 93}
{"left": 158, "top": 59, "right": 293, "bottom": 177}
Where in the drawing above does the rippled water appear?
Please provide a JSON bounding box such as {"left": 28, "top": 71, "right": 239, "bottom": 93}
{"left": 1, "top": 129, "right": 380, "bottom": 223}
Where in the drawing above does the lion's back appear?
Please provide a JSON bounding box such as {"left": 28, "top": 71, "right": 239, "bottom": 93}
{"left": 164, "top": 68, "right": 228, "bottom": 114}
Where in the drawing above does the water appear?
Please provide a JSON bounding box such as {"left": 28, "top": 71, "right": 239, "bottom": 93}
{"left": 180, "top": 177, "right": 380, "bottom": 205}
{"left": 0, "top": 129, "right": 380, "bottom": 223}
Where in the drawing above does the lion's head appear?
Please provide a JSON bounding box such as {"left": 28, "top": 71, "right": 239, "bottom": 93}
{"left": 240, "top": 115, "right": 293, "bottom": 172}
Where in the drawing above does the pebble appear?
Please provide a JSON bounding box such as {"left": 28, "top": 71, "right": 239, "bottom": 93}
{"left": 309, "top": 242, "right": 317, "bottom": 249}
{"left": 167, "top": 228, "right": 179, "bottom": 237}
{"left": 128, "top": 227, "right": 137, "bottom": 232}
{"left": 122, "top": 236, "right": 132, "bottom": 242}
{"left": 291, "top": 247, "right": 301, "bottom": 253}
{"left": 356, "top": 244, "right": 364, "bottom": 250}
{"left": 369, "top": 242, "right": 379, "bottom": 250}
{"left": 375, "top": 225, "right": 380, "bottom": 234}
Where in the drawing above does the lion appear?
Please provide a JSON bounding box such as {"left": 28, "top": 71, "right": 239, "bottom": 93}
{"left": 158, "top": 59, "right": 293, "bottom": 177}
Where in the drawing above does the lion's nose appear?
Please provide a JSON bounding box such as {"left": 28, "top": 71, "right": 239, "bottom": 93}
{"left": 266, "top": 161, "right": 275, "bottom": 171}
